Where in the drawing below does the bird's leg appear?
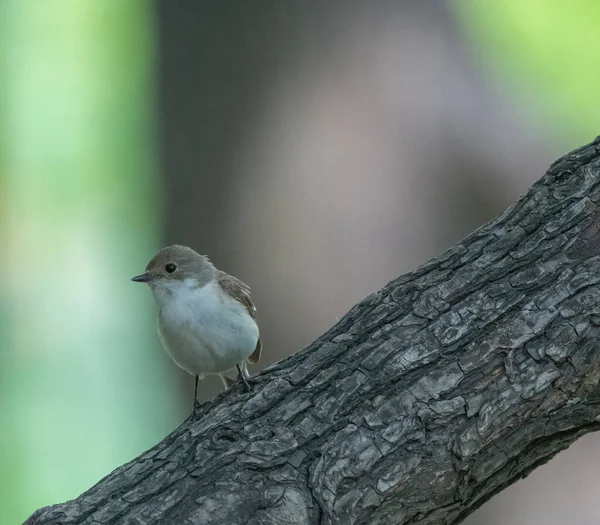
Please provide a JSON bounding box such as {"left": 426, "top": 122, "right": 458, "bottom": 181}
{"left": 192, "top": 375, "right": 201, "bottom": 416}
{"left": 236, "top": 364, "right": 251, "bottom": 392}
{"left": 220, "top": 373, "right": 237, "bottom": 389}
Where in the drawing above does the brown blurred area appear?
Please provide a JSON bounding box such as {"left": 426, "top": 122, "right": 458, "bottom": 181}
{"left": 156, "top": 1, "right": 599, "bottom": 524}
{"left": 158, "top": 0, "right": 554, "bottom": 393}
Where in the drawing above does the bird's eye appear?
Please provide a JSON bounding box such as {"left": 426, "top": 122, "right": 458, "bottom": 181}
{"left": 165, "top": 263, "right": 177, "bottom": 274}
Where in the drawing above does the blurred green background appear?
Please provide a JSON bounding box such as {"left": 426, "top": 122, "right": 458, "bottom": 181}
{"left": 1, "top": 1, "right": 599, "bottom": 524}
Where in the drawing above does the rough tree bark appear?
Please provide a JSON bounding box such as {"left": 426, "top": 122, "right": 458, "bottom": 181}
{"left": 27, "top": 138, "right": 600, "bottom": 525}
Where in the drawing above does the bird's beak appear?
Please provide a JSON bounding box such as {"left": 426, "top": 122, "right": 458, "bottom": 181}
{"left": 131, "top": 273, "right": 152, "bottom": 283}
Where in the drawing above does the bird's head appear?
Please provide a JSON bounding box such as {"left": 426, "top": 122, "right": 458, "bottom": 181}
{"left": 132, "top": 245, "right": 215, "bottom": 298}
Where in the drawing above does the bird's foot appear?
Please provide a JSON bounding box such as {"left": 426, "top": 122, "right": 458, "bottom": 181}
{"left": 192, "top": 399, "right": 202, "bottom": 418}
{"left": 236, "top": 373, "right": 252, "bottom": 392}
{"left": 234, "top": 364, "right": 252, "bottom": 392}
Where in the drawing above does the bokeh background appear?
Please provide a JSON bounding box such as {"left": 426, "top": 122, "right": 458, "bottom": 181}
{"left": 1, "top": 1, "right": 600, "bottom": 523}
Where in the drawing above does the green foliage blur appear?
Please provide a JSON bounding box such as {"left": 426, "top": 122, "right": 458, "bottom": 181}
{"left": 455, "top": 0, "right": 600, "bottom": 146}
{"left": 0, "top": 2, "right": 182, "bottom": 523}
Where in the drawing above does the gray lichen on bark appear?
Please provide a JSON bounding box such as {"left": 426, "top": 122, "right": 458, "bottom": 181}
{"left": 27, "top": 137, "right": 600, "bottom": 524}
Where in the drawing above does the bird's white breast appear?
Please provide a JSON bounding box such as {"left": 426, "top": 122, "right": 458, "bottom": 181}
{"left": 152, "top": 278, "right": 259, "bottom": 376}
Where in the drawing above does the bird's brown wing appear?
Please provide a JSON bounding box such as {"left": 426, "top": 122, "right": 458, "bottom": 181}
{"left": 217, "top": 271, "right": 261, "bottom": 364}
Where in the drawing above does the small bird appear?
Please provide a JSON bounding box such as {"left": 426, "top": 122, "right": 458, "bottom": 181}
{"left": 131, "top": 245, "right": 261, "bottom": 410}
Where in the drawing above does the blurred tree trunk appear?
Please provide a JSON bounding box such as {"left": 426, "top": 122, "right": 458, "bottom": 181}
{"left": 26, "top": 138, "right": 600, "bottom": 524}
{"left": 157, "top": 0, "right": 554, "bottom": 407}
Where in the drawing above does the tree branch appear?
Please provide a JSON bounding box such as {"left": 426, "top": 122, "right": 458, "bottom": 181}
{"left": 27, "top": 137, "right": 600, "bottom": 524}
